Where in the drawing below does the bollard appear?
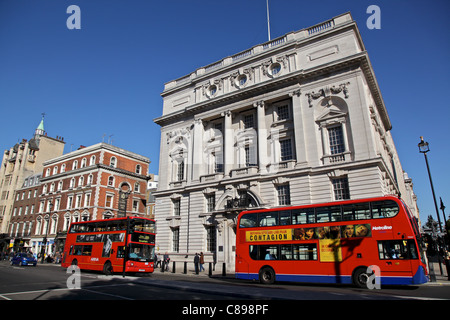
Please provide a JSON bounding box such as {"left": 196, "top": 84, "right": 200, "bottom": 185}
{"left": 445, "top": 259, "right": 450, "bottom": 281}
{"left": 172, "top": 261, "right": 176, "bottom": 273}
{"left": 222, "top": 262, "right": 226, "bottom": 277}
{"left": 208, "top": 262, "right": 212, "bottom": 277}
{"left": 184, "top": 261, "right": 187, "bottom": 274}
{"left": 161, "top": 261, "right": 165, "bottom": 273}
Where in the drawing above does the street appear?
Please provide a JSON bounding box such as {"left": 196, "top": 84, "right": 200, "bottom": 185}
{"left": 0, "top": 260, "right": 448, "bottom": 317}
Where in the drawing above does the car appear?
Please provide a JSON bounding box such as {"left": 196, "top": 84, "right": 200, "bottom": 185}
{"left": 10, "top": 253, "right": 37, "bottom": 266}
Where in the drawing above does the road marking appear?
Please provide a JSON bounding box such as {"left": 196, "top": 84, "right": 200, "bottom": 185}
{"left": 0, "top": 283, "right": 135, "bottom": 300}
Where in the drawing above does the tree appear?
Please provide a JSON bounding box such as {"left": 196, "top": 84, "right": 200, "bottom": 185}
{"left": 425, "top": 215, "right": 439, "bottom": 233}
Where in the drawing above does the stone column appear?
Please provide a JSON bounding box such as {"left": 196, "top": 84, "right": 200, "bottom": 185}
{"left": 254, "top": 101, "right": 268, "bottom": 174}
{"left": 222, "top": 111, "right": 233, "bottom": 177}
{"left": 290, "top": 88, "right": 308, "bottom": 167}
{"left": 191, "top": 118, "right": 204, "bottom": 181}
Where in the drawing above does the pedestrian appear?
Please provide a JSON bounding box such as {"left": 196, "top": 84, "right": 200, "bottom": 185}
{"left": 199, "top": 252, "right": 205, "bottom": 272}
{"left": 194, "top": 253, "right": 199, "bottom": 274}
{"left": 156, "top": 253, "right": 161, "bottom": 268}
{"left": 164, "top": 252, "right": 170, "bottom": 271}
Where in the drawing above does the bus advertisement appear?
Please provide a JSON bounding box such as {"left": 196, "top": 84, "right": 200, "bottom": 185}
{"left": 61, "top": 217, "right": 155, "bottom": 275}
{"left": 235, "top": 196, "right": 428, "bottom": 287}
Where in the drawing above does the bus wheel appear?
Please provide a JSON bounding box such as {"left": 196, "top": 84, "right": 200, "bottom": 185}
{"left": 259, "top": 267, "right": 275, "bottom": 284}
{"left": 103, "top": 261, "right": 113, "bottom": 275}
{"left": 352, "top": 267, "right": 371, "bottom": 288}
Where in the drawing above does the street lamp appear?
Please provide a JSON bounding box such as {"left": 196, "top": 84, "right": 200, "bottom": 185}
{"left": 418, "top": 136, "right": 443, "bottom": 233}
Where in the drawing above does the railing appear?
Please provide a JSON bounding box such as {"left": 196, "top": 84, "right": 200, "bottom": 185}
{"left": 307, "top": 20, "right": 334, "bottom": 35}
{"left": 205, "top": 61, "right": 223, "bottom": 72}
{"left": 262, "top": 36, "right": 286, "bottom": 50}
{"left": 232, "top": 48, "right": 253, "bottom": 61}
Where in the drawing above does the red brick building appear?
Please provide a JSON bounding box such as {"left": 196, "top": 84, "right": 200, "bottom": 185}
{"left": 7, "top": 173, "right": 42, "bottom": 253}
{"left": 27, "top": 143, "right": 151, "bottom": 256}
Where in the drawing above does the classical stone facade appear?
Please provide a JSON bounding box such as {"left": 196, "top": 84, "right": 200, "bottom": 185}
{"left": 153, "top": 13, "right": 418, "bottom": 271}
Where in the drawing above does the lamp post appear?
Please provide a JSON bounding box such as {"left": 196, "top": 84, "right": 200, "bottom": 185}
{"left": 418, "top": 137, "right": 443, "bottom": 233}
{"left": 440, "top": 197, "right": 447, "bottom": 223}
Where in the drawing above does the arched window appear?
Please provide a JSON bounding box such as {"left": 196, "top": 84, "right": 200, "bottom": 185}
{"left": 110, "top": 157, "right": 117, "bottom": 168}
{"left": 108, "top": 176, "right": 115, "bottom": 187}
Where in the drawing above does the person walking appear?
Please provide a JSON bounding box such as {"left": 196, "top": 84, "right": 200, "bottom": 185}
{"left": 163, "top": 252, "right": 170, "bottom": 271}
{"left": 194, "top": 253, "right": 200, "bottom": 275}
{"left": 199, "top": 252, "right": 205, "bottom": 272}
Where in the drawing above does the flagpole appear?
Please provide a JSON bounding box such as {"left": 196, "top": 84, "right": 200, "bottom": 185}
{"left": 266, "top": 0, "right": 271, "bottom": 41}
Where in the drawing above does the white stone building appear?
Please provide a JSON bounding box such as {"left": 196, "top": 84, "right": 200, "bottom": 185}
{"left": 153, "top": 13, "right": 418, "bottom": 271}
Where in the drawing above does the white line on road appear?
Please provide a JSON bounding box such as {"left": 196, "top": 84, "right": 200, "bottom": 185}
{"left": 0, "top": 283, "right": 135, "bottom": 300}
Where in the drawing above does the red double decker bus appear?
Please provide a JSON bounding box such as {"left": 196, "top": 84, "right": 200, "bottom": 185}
{"left": 235, "top": 196, "right": 428, "bottom": 287}
{"left": 62, "top": 216, "right": 155, "bottom": 275}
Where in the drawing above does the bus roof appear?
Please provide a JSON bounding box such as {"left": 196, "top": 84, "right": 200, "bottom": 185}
{"left": 69, "top": 216, "right": 155, "bottom": 225}
{"left": 238, "top": 195, "right": 403, "bottom": 216}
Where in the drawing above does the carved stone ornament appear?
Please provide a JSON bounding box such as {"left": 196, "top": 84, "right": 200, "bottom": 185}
{"left": 166, "top": 127, "right": 191, "bottom": 144}
{"left": 306, "top": 82, "right": 350, "bottom": 107}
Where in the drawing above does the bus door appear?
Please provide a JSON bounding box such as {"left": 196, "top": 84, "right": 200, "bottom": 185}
{"left": 236, "top": 246, "right": 251, "bottom": 276}
{"left": 377, "top": 240, "right": 414, "bottom": 274}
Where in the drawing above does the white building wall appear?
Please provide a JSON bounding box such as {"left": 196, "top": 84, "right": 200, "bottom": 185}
{"left": 152, "top": 13, "right": 419, "bottom": 271}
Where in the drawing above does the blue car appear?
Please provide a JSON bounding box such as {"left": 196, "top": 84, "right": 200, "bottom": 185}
{"left": 10, "top": 253, "right": 37, "bottom": 266}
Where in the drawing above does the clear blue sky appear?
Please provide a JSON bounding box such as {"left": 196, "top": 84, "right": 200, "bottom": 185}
{"left": 1, "top": 0, "right": 449, "bottom": 228}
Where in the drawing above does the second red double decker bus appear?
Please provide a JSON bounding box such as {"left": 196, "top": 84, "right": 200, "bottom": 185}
{"left": 235, "top": 196, "right": 428, "bottom": 287}
{"left": 62, "top": 216, "right": 155, "bottom": 275}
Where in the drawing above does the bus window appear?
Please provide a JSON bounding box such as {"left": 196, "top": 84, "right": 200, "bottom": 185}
{"left": 378, "top": 240, "right": 417, "bottom": 260}
{"left": 292, "top": 208, "right": 315, "bottom": 224}
{"left": 249, "top": 245, "right": 258, "bottom": 260}
{"left": 316, "top": 207, "right": 330, "bottom": 223}
{"left": 279, "top": 211, "right": 291, "bottom": 225}
{"left": 293, "top": 244, "right": 317, "bottom": 260}
{"left": 343, "top": 203, "right": 370, "bottom": 220}
{"left": 372, "top": 200, "right": 399, "bottom": 218}
{"left": 73, "top": 245, "right": 83, "bottom": 256}
{"left": 239, "top": 213, "right": 258, "bottom": 228}
{"left": 86, "top": 223, "right": 96, "bottom": 233}
{"left": 259, "top": 212, "right": 278, "bottom": 227}
{"left": 330, "top": 206, "right": 342, "bottom": 222}
{"left": 82, "top": 245, "right": 93, "bottom": 256}
{"left": 117, "top": 246, "right": 125, "bottom": 259}
{"left": 280, "top": 244, "right": 293, "bottom": 260}
{"left": 260, "top": 245, "right": 278, "bottom": 260}
{"left": 134, "top": 219, "right": 156, "bottom": 233}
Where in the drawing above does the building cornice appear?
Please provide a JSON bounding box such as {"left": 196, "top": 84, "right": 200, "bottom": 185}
{"left": 42, "top": 143, "right": 150, "bottom": 166}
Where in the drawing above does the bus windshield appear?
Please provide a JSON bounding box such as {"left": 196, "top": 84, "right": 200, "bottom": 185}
{"left": 128, "top": 244, "right": 154, "bottom": 262}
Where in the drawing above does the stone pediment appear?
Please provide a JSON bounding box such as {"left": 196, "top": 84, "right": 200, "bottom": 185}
{"left": 315, "top": 107, "right": 347, "bottom": 123}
